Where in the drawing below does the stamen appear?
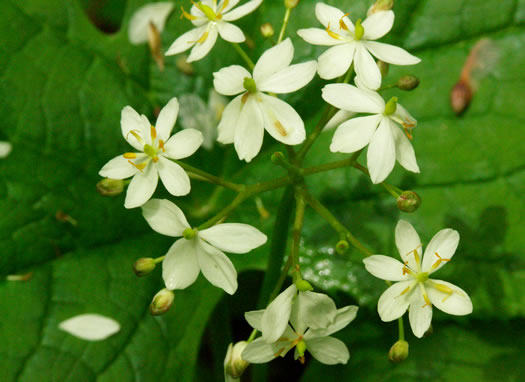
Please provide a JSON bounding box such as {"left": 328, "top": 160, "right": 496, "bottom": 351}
{"left": 274, "top": 121, "right": 287, "bottom": 137}
{"left": 123, "top": 152, "right": 137, "bottom": 159}
{"left": 403, "top": 126, "right": 413, "bottom": 140}
{"left": 422, "top": 293, "right": 432, "bottom": 308}
{"left": 195, "top": 31, "right": 209, "bottom": 44}
{"left": 128, "top": 160, "right": 147, "bottom": 172}
{"left": 152, "top": 156, "right": 159, "bottom": 163}
{"left": 219, "top": 0, "right": 229, "bottom": 13}
{"left": 400, "top": 286, "right": 411, "bottom": 295}
{"left": 127, "top": 130, "right": 144, "bottom": 145}
{"left": 402, "top": 266, "right": 413, "bottom": 276}
{"left": 404, "top": 244, "right": 422, "bottom": 264}
{"left": 273, "top": 348, "right": 286, "bottom": 357}
{"left": 339, "top": 13, "right": 350, "bottom": 31}
{"left": 158, "top": 139, "right": 166, "bottom": 152}
{"left": 241, "top": 92, "right": 250, "bottom": 104}
{"left": 299, "top": 356, "right": 305, "bottom": 364}
{"left": 431, "top": 252, "right": 451, "bottom": 270}
{"left": 180, "top": 6, "right": 197, "bottom": 20}
{"left": 150, "top": 125, "right": 157, "bottom": 140}
{"left": 326, "top": 23, "right": 343, "bottom": 40}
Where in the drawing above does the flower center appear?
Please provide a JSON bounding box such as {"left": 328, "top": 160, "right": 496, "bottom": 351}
{"left": 196, "top": 2, "right": 218, "bottom": 21}
{"left": 354, "top": 18, "right": 364, "bottom": 40}
{"left": 416, "top": 271, "right": 429, "bottom": 283}
{"left": 384, "top": 97, "right": 398, "bottom": 116}
{"left": 243, "top": 77, "right": 257, "bottom": 93}
{"left": 183, "top": 227, "right": 197, "bottom": 240}
{"left": 144, "top": 144, "right": 157, "bottom": 158}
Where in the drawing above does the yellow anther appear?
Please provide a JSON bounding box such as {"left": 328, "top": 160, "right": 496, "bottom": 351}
{"left": 180, "top": 6, "right": 197, "bottom": 20}
{"left": 158, "top": 139, "right": 166, "bottom": 152}
{"left": 127, "top": 130, "right": 144, "bottom": 144}
{"left": 400, "top": 286, "right": 411, "bottom": 295}
{"left": 150, "top": 125, "right": 157, "bottom": 140}
{"left": 402, "top": 266, "right": 413, "bottom": 276}
{"left": 152, "top": 156, "right": 159, "bottom": 163}
{"left": 403, "top": 126, "right": 413, "bottom": 140}
{"left": 273, "top": 347, "right": 285, "bottom": 357}
{"left": 123, "top": 152, "right": 137, "bottom": 159}
{"left": 326, "top": 23, "right": 343, "bottom": 40}
{"left": 241, "top": 92, "right": 250, "bottom": 104}
{"left": 299, "top": 355, "right": 305, "bottom": 364}
{"left": 128, "top": 160, "right": 147, "bottom": 172}
{"left": 339, "top": 13, "right": 350, "bottom": 31}
{"left": 196, "top": 31, "right": 209, "bottom": 44}
{"left": 219, "top": 0, "right": 229, "bottom": 13}
{"left": 431, "top": 252, "right": 450, "bottom": 270}
{"left": 422, "top": 293, "right": 432, "bottom": 308}
{"left": 433, "top": 282, "right": 454, "bottom": 295}
{"left": 274, "top": 121, "right": 287, "bottom": 137}
{"left": 404, "top": 244, "right": 422, "bottom": 264}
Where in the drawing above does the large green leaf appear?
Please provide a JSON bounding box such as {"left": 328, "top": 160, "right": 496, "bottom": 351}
{"left": 1, "top": 0, "right": 524, "bottom": 381}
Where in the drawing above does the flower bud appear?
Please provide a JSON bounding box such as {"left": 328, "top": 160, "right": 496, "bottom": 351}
{"left": 224, "top": 342, "right": 250, "bottom": 378}
{"left": 378, "top": 60, "right": 389, "bottom": 77}
{"left": 260, "top": 22, "right": 275, "bottom": 39}
{"left": 388, "top": 340, "right": 409, "bottom": 362}
{"left": 285, "top": 0, "right": 300, "bottom": 9}
{"left": 133, "top": 257, "right": 156, "bottom": 277}
{"left": 335, "top": 240, "right": 349, "bottom": 255}
{"left": 270, "top": 151, "right": 285, "bottom": 164}
{"left": 396, "top": 191, "right": 422, "bottom": 213}
{"left": 296, "top": 279, "right": 313, "bottom": 292}
{"left": 150, "top": 288, "right": 175, "bottom": 316}
{"left": 147, "top": 22, "right": 164, "bottom": 71}
{"left": 96, "top": 178, "right": 125, "bottom": 197}
{"left": 397, "top": 75, "right": 420, "bottom": 91}
{"left": 176, "top": 56, "right": 195, "bottom": 76}
{"left": 368, "top": 0, "right": 394, "bottom": 16}
{"left": 450, "top": 80, "right": 472, "bottom": 115}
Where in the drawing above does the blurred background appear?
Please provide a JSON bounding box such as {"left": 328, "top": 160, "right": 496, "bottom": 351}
{"left": 1, "top": 0, "right": 524, "bottom": 381}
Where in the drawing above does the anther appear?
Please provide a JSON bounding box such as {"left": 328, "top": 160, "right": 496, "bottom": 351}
{"left": 326, "top": 23, "right": 343, "bottom": 40}
{"left": 339, "top": 13, "right": 350, "bottom": 31}
{"left": 123, "top": 152, "right": 137, "bottom": 159}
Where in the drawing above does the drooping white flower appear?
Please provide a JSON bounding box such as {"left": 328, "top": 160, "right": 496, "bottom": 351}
{"left": 128, "top": 2, "right": 174, "bottom": 44}
{"left": 178, "top": 90, "right": 228, "bottom": 150}
{"left": 363, "top": 220, "right": 473, "bottom": 338}
{"left": 142, "top": 199, "right": 267, "bottom": 294}
{"left": 166, "top": 0, "right": 263, "bottom": 62}
{"left": 297, "top": 3, "right": 420, "bottom": 89}
{"left": 99, "top": 98, "right": 203, "bottom": 209}
{"left": 59, "top": 314, "right": 120, "bottom": 341}
{"left": 213, "top": 38, "right": 317, "bottom": 162}
{"left": 322, "top": 83, "right": 419, "bottom": 184}
{"left": 0, "top": 141, "right": 12, "bottom": 158}
{"left": 243, "top": 288, "right": 358, "bottom": 365}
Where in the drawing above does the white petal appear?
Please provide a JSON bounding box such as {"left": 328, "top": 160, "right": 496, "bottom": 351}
{"left": 315, "top": 3, "right": 353, "bottom": 31}
{"left": 217, "top": 21, "right": 245, "bottom": 43}
{"left": 320, "top": 305, "right": 358, "bottom": 337}
{"left": 128, "top": 2, "right": 174, "bottom": 44}
{"left": 259, "top": 94, "right": 306, "bottom": 146}
{"left": 363, "top": 255, "right": 409, "bottom": 281}
{"left": 297, "top": 28, "right": 343, "bottom": 46}
{"left": 408, "top": 290, "right": 433, "bottom": 338}
{"left": 253, "top": 38, "right": 293, "bottom": 83}
{"left": 317, "top": 44, "right": 355, "bottom": 80}
{"left": 261, "top": 284, "right": 297, "bottom": 343}
{"left": 289, "top": 291, "right": 337, "bottom": 334}
{"left": 197, "top": 239, "right": 238, "bottom": 294}
{"left": 391, "top": 123, "right": 420, "bottom": 173}
{"left": 164, "top": 128, "right": 203, "bottom": 159}
{"left": 422, "top": 229, "right": 460, "bottom": 273}
{"left": 124, "top": 164, "right": 158, "bottom": 209}
{"left": 59, "top": 314, "right": 120, "bottom": 341}
{"left": 200, "top": 223, "right": 267, "bottom": 254}
{"left": 220, "top": 0, "right": 240, "bottom": 14}
{"left": 222, "top": 0, "right": 262, "bottom": 21}
{"left": 121, "top": 106, "right": 150, "bottom": 151}
{"left": 162, "top": 239, "right": 200, "bottom": 290}
{"left": 165, "top": 26, "right": 204, "bottom": 56}
{"left": 324, "top": 110, "right": 355, "bottom": 131}
{"left": 322, "top": 83, "right": 384, "bottom": 114}
{"left": 395, "top": 220, "right": 422, "bottom": 271}
{"left": 0, "top": 141, "right": 12, "bottom": 158}
{"left": 244, "top": 309, "right": 265, "bottom": 331}
{"left": 367, "top": 117, "right": 395, "bottom": 184}
{"left": 365, "top": 41, "right": 421, "bottom": 65}
{"left": 156, "top": 97, "right": 179, "bottom": 141}
{"left": 213, "top": 65, "right": 251, "bottom": 96}
{"left": 217, "top": 95, "right": 243, "bottom": 144}
{"left": 234, "top": 96, "right": 265, "bottom": 162}
{"left": 305, "top": 337, "right": 349, "bottom": 365}
{"left": 99, "top": 154, "right": 139, "bottom": 179}
{"left": 157, "top": 157, "right": 191, "bottom": 196}
{"left": 329, "top": 114, "right": 381, "bottom": 153}
{"left": 141, "top": 198, "right": 190, "bottom": 237}
{"left": 258, "top": 61, "right": 317, "bottom": 94}
{"left": 377, "top": 280, "right": 414, "bottom": 322}
{"left": 241, "top": 338, "right": 276, "bottom": 364}
{"left": 354, "top": 44, "right": 381, "bottom": 90}
{"left": 391, "top": 103, "right": 417, "bottom": 129}
{"left": 427, "top": 279, "right": 473, "bottom": 316}
{"left": 187, "top": 24, "right": 219, "bottom": 62}
{"left": 362, "top": 10, "right": 394, "bottom": 41}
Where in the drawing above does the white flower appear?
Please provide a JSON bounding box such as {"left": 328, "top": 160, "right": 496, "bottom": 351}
{"left": 363, "top": 220, "right": 473, "bottom": 338}
{"left": 213, "top": 38, "right": 317, "bottom": 162}
{"left": 166, "top": 0, "right": 263, "bottom": 62}
{"left": 178, "top": 90, "right": 228, "bottom": 150}
{"left": 59, "top": 314, "right": 120, "bottom": 341}
{"left": 242, "top": 287, "right": 358, "bottom": 365}
{"left": 142, "top": 199, "right": 267, "bottom": 294}
{"left": 224, "top": 341, "right": 249, "bottom": 381}
{"left": 322, "top": 83, "right": 419, "bottom": 184}
{"left": 99, "top": 98, "right": 203, "bottom": 209}
{"left": 128, "top": 2, "right": 174, "bottom": 44}
{"left": 0, "top": 141, "right": 12, "bottom": 158}
{"left": 297, "top": 3, "right": 420, "bottom": 89}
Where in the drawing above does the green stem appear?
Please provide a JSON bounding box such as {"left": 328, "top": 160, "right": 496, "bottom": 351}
{"left": 379, "top": 83, "right": 397, "bottom": 91}
{"left": 291, "top": 189, "right": 306, "bottom": 283}
{"left": 153, "top": 256, "right": 165, "bottom": 264}
{"left": 398, "top": 316, "right": 405, "bottom": 341}
{"left": 175, "top": 160, "right": 244, "bottom": 192}
{"left": 351, "top": 162, "right": 403, "bottom": 197}
{"left": 302, "top": 151, "right": 362, "bottom": 176}
{"left": 232, "top": 43, "right": 255, "bottom": 70}
{"left": 277, "top": 7, "right": 292, "bottom": 44}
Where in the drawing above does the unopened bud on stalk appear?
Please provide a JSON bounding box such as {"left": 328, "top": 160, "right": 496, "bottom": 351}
{"left": 133, "top": 258, "right": 156, "bottom": 277}
{"left": 147, "top": 22, "right": 164, "bottom": 71}
{"left": 271, "top": 151, "right": 285, "bottom": 164}
{"left": 397, "top": 191, "right": 422, "bottom": 213}
{"left": 96, "top": 178, "right": 125, "bottom": 197}
{"left": 378, "top": 60, "right": 389, "bottom": 77}
{"left": 176, "top": 55, "right": 194, "bottom": 75}
{"left": 150, "top": 288, "right": 175, "bottom": 315}
{"left": 336, "top": 240, "right": 349, "bottom": 254}
{"left": 260, "top": 22, "right": 275, "bottom": 39}
{"left": 285, "top": 0, "right": 300, "bottom": 9}
{"left": 224, "top": 342, "right": 250, "bottom": 379}
{"left": 388, "top": 340, "right": 409, "bottom": 362}
{"left": 397, "top": 75, "right": 420, "bottom": 91}
{"left": 368, "top": 0, "right": 394, "bottom": 16}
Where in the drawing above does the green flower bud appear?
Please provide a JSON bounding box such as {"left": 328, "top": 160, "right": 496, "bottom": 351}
{"left": 296, "top": 279, "right": 313, "bottom": 292}
{"left": 150, "top": 288, "right": 175, "bottom": 316}
{"left": 354, "top": 19, "right": 364, "bottom": 40}
{"left": 397, "top": 191, "right": 422, "bottom": 213}
{"left": 224, "top": 341, "right": 250, "bottom": 378}
{"left": 335, "top": 240, "right": 349, "bottom": 255}
{"left": 96, "top": 178, "right": 125, "bottom": 197}
{"left": 397, "top": 75, "right": 420, "bottom": 91}
{"left": 285, "top": 0, "right": 300, "bottom": 9}
{"left": 243, "top": 77, "right": 257, "bottom": 93}
{"left": 384, "top": 96, "right": 398, "bottom": 116}
{"left": 260, "top": 22, "right": 275, "bottom": 39}
{"left": 271, "top": 151, "right": 285, "bottom": 164}
{"left": 176, "top": 55, "right": 195, "bottom": 76}
{"left": 388, "top": 340, "right": 409, "bottom": 362}
{"left": 133, "top": 258, "right": 156, "bottom": 277}
{"left": 378, "top": 60, "right": 389, "bottom": 77}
